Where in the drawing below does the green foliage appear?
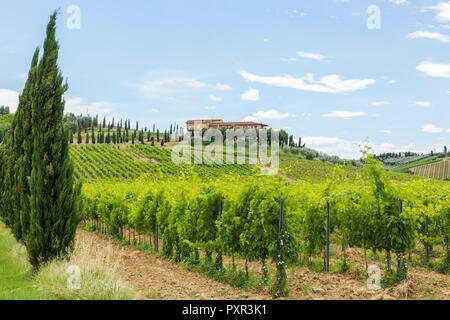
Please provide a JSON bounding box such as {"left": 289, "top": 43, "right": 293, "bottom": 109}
{"left": 3, "top": 12, "right": 81, "bottom": 270}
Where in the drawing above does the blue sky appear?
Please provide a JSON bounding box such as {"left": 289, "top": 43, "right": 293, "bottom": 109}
{"left": 0, "top": 0, "right": 449, "bottom": 158}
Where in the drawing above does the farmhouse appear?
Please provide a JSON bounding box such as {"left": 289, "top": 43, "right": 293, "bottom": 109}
{"left": 186, "top": 119, "right": 268, "bottom": 132}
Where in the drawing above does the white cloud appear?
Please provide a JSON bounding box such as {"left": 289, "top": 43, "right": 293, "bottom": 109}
{"left": 280, "top": 57, "right": 298, "bottom": 62}
{"left": 408, "top": 30, "right": 450, "bottom": 42}
{"left": 241, "top": 88, "right": 260, "bottom": 101}
{"left": 382, "top": 0, "right": 409, "bottom": 5}
{"left": 388, "top": 79, "right": 397, "bottom": 84}
{"left": 215, "top": 83, "right": 233, "bottom": 91}
{"left": 240, "top": 71, "right": 376, "bottom": 94}
{"left": 415, "top": 101, "right": 433, "bottom": 108}
{"left": 379, "top": 142, "right": 395, "bottom": 149}
{"left": 291, "top": 137, "right": 404, "bottom": 159}
{"left": 187, "top": 80, "right": 207, "bottom": 89}
{"left": 297, "top": 51, "right": 326, "bottom": 61}
{"left": 127, "top": 72, "right": 206, "bottom": 101}
{"left": 425, "top": 2, "right": 450, "bottom": 23}
{"left": 209, "top": 94, "right": 222, "bottom": 102}
{"left": 65, "top": 97, "right": 115, "bottom": 116}
{"left": 127, "top": 72, "right": 227, "bottom": 102}
{"left": 204, "top": 106, "right": 217, "bottom": 110}
{"left": 152, "top": 109, "right": 160, "bottom": 113}
{"left": 441, "top": 24, "right": 450, "bottom": 29}
{"left": 416, "top": 61, "right": 450, "bottom": 78}
{"left": 284, "top": 10, "right": 307, "bottom": 18}
{"left": 0, "top": 89, "right": 19, "bottom": 113}
{"left": 372, "top": 101, "right": 392, "bottom": 106}
{"left": 323, "top": 110, "right": 368, "bottom": 119}
{"left": 263, "top": 39, "right": 270, "bottom": 43}
{"left": 422, "top": 124, "right": 444, "bottom": 133}
{"left": 380, "top": 129, "right": 392, "bottom": 134}
{"left": 303, "top": 137, "right": 343, "bottom": 145}
{"left": 242, "top": 116, "right": 258, "bottom": 122}
{"left": 243, "top": 109, "right": 297, "bottom": 121}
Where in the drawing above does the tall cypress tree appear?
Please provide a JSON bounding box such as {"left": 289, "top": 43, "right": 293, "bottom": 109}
{"left": 91, "top": 127, "right": 96, "bottom": 144}
{"left": 16, "top": 48, "right": 40, "bottom": 240}
{"left": 1, "top": 48, "right": 40, "bottom": 240}
{"left": 27, "top": 12, "right": 81, "bottom": 270}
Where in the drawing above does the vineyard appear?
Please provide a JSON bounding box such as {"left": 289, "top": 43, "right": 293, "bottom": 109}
{"left": 280, "top": 154, "right": 426, "bottom": 184}
{"left": 80, "top": 151, "right": 450, "bottom": 296}
{"left": 409, "top": 158, "right": 450, "bottom": 180}
{"left": 70, "top": 144, "right": 254, "bottom": 180}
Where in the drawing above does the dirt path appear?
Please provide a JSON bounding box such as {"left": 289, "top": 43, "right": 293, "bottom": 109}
{"left": 76, "top": 229, "right": 449, "bottom": 300}
{"left": 75, "top": 229, "right": 270, "bottom": 300}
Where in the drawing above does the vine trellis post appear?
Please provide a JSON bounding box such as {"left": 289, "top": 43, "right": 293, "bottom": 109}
{"left": 425, "top": 215, "right": 429, "bottom": 260}
{"left": 397, "top": 200, "right": 403, "bottom": 269}
{"left": 155, "top": 200, "right": 159, "bottom": 252}
{"left": 326, "top": 201, "right": 330, "bottom": 273}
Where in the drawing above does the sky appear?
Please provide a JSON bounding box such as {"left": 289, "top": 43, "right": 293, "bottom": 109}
{"left": 0, "top": 0, "right": 449, "bottom": 159}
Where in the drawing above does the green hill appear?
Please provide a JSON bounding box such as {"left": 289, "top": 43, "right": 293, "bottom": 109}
{"left": 70, "top": 144, "right": 254, "bottom": 180}
{"left": 391, "top": 153, "right": 447, "bottom": 173}
{"left": 68, "top": 144, "right": 427, "bottom": 184}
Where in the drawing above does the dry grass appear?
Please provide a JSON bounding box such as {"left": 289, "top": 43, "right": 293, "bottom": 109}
{"left": 34, "top": 234, "right": 134, "bottom": 300}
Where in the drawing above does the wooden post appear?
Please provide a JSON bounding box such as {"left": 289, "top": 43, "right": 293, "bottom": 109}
{"left": 279, "top": 198, "right": 284, "bottom": 239}
{"left": 397, "top": 200, "right": 403, "bottom": 269}
{"left": 326, "top": 201, "right": 330, "bottom": 273}
{"left": 425, "top": 215, "right": 429, "bottom": 260}
{"left": 155, "top": 200, "right": 159, "bottom": 252}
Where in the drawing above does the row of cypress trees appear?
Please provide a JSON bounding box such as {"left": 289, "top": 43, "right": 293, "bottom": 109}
{"left": 0, "top": 12, "right": 81, "bottom": 270}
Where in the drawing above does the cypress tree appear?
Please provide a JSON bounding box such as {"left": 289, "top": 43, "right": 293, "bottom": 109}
{"left": 91, "top": 127, "right": 96, "bottom": 144}
{"left": 27, "top": 12, "right": 81, "bottom": 270}
{"left": 1, "top": 48, "right": 40, "bottom": 240}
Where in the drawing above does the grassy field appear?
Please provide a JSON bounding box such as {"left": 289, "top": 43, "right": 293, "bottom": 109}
{"left": 0, "top": 222, "right": 133, "bottom": 300}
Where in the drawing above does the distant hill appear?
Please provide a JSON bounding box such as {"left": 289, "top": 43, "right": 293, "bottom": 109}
{"left": 407, "top": 157, "right": 449, "bottom": 180}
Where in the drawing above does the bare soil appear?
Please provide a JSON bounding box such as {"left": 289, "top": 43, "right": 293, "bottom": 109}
{"left": 76, "top": 229, "right": 268, "bottom": 300}
{"left": 76, "top": 230, "right": 449, "bottom": 300}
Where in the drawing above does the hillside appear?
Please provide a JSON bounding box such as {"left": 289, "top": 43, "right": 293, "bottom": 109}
{"left": 70, "top": 144, "right": 254, "bottom": 180}
{"left": 408, "top": 157, "right": 450, "bottom": 180}
{"left": 67, "top": 143, "right": 431, "bottom": 184}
